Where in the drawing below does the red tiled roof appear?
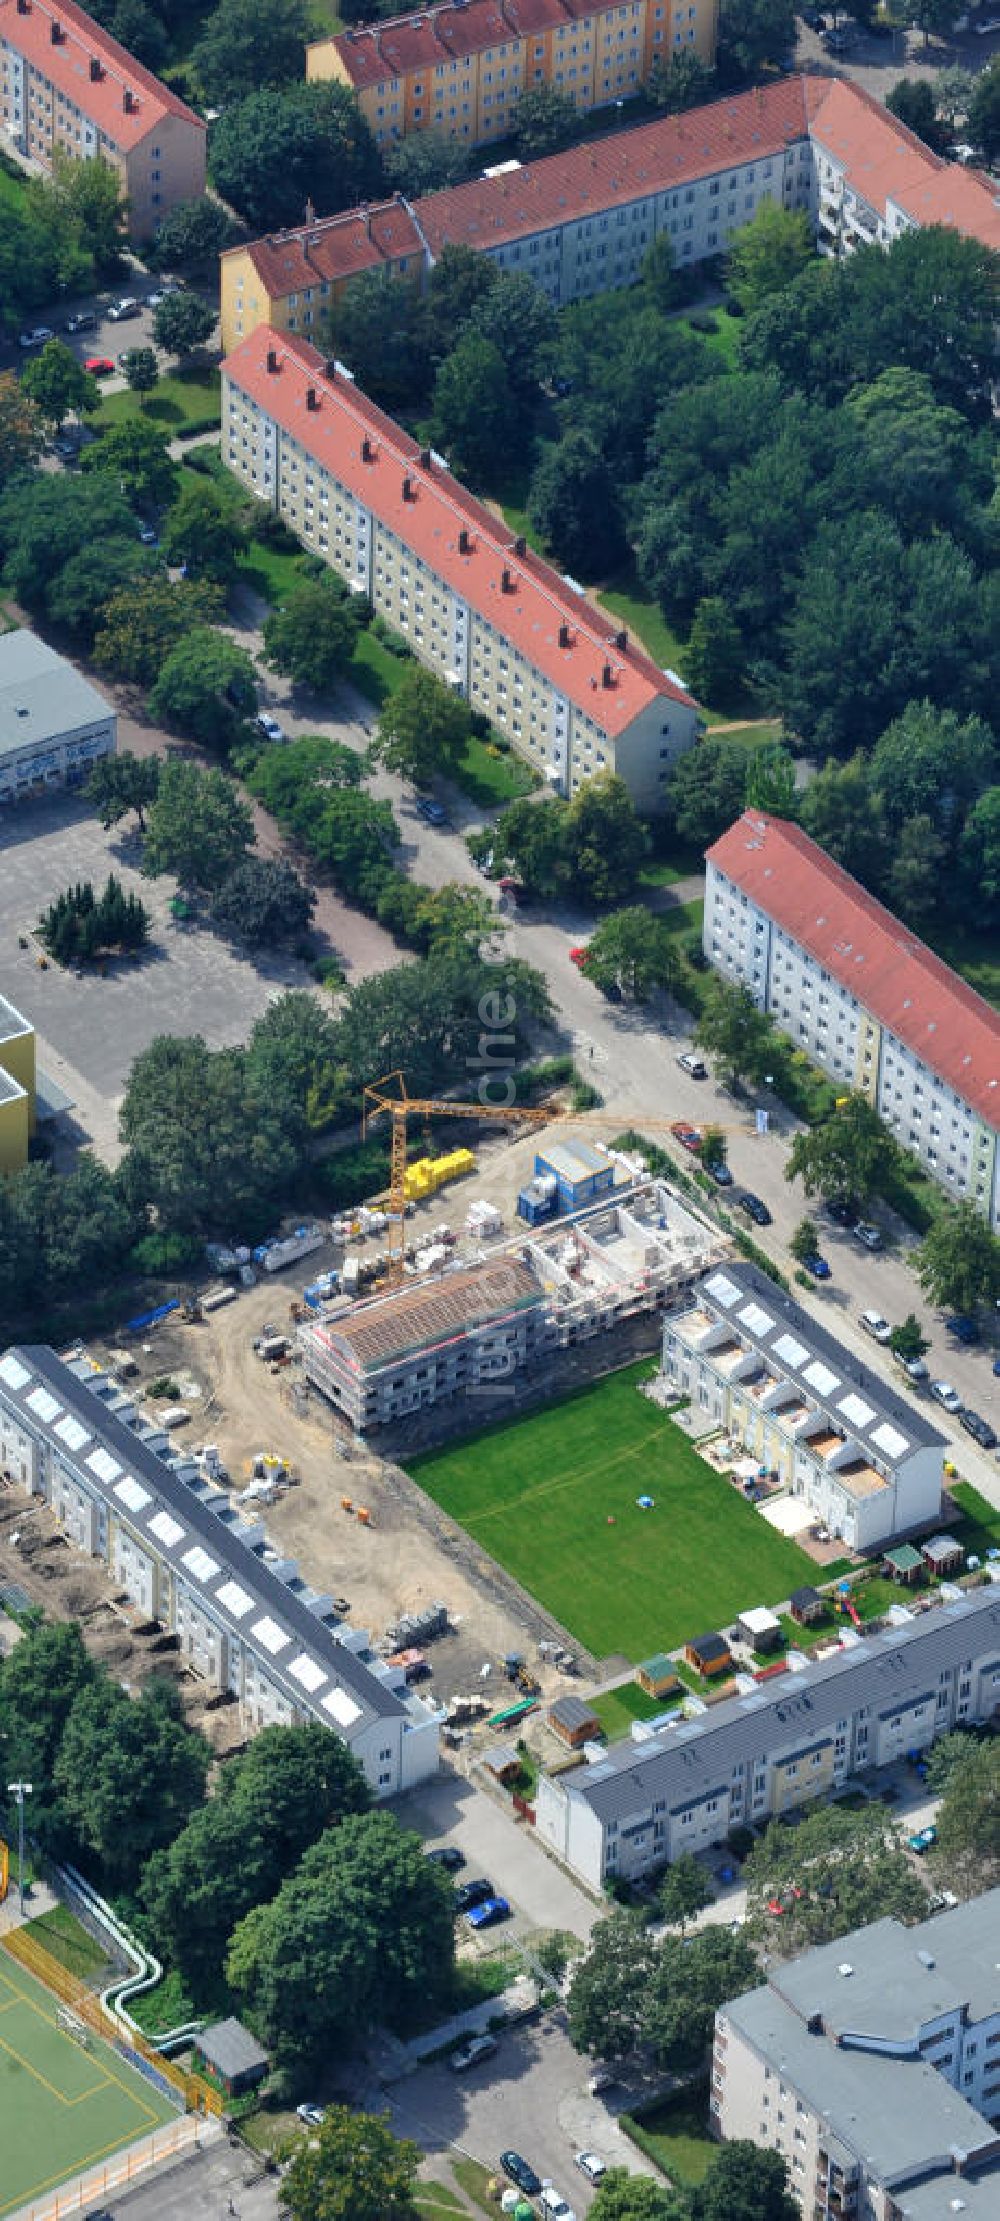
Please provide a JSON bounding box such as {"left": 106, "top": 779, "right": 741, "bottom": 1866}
{"left": 707, "top": 813, "right": 1000, "bottom": 1127}
{"left": 222, "top": 325, "right": 695, "bottom": 736}
{"left": 232, "top": 199, "right": 425, "bottom": 300}
{"left": 418, "top": 77, "right": 810, "bottom": 255}
{"left": 0, "top": 0, "right": 204, "bottom": 148}
{"left": 329, "top": 0, "right": 584, "bottom": 86}
{"left": 807, "top": 74, "right": 1000, "bottom": 252}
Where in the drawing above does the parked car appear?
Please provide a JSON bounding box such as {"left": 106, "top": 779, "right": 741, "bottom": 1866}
{"left": 107, "top": 296, "right": 140, "bottom": 320}
{"left": 853, "top": 1222, "right": 883, "bottom": 1251}
{"left": 930, "top": 1380, "right": 962, "bottom": 1413}
{"left": 908, "top": 1825, "right": 937, "bottom": 1854}
{"left": 946, "top": 1314, "right": 980, "bottom": 1345}
{"left": 450, "top": 2034, "right": 497, "bottom": 2072}
{"left": 138, "top": 525, "right": 158, "bottom": 546}
{"left": 575, "top": 2153, "right": 607, "bottom": 2183}
{"left": 466, "top": 1894, "right": 511, "bottom": 1930}
{"left": 707, "top": 1158, "right": 733, "bottom": 1186}
{"left": 960, "top": 1408, "right": 997, "bottom": 1449}
{"left": 425, "top": 1844, "right": 465, "bottom": 1872}
{"left": 893, "top": 1350, "right": 930, "bottom": 1383}
{"left": 255, "top": 711, "right": 285, "bottom": 743}
{"left": 18, "top": 326, "right": 54, "bottom": 350}
{"left": 415, "top": 795, "right": 449, "bottom": 825}
{"left": 824, "top": 1197, "right": 859, "bottom": 1227}
{"left": 64, "top": 311, "right": 96, "bottom": 335}
{"left": 296, "top": 2103, "right": 325, "bottom": 2126}
{"left": 501, "top": 2154, "right": 543, "bottom": 2198}
{"left": 539, "top": 2189, "right": 577, "bottom": 2221}
{"left": 85, "top": 355, "right": 115, "bottom": 375}
{"left": 803, "top": 1253, "right": 832, "bottom": 1280}
{"left": 454, "top": 1876, "right": 494, "bottom": 1914}
{"left": 860, "top": 1310, "right": 892, "bottom": 1345}
{"left": 670, "top": 1121, "right": 702, "bottom": 1153}
{"left": 734, "top": 1190, "right": 771, "bottom": 1226}
{"left": 676, "top": 1051, "right": 707, "bottom": 1078}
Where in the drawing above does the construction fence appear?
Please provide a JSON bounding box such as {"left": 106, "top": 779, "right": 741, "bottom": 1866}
{"left": 1, "top": 1925, "right": 223, "bottom": 2118}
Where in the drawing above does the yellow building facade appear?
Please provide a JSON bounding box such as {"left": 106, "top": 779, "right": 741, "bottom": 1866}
{"left": 0, "top": 995, "right": 35, "bottom": 1174}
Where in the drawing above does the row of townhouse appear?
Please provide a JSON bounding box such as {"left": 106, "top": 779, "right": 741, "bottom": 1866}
{"left": 0, "top": 0, "right": 204, "bottom": 237}
{"left": 307, "top": 0, "right": 717, "bottom": 153}
{"left": 662, "top": 1262, "right": 945, "bottom": 1553}
{"left": 0, "top": 1344, "right": 442, "bottom": 1795}
{"left": 716, "top": 1895, "right": 1000, "bottom": 2217}
{"left": 219, "top": 74, "right": 1000, "bottom": 353}
{"left": 535, "top": 1581, "right": 1000, "bottom": 1890}
{"left": 221, "top": 324, "right": 699, "bottom": 808}
{"left": 705, "top": 813, "right": 1000, "bottom": 1232}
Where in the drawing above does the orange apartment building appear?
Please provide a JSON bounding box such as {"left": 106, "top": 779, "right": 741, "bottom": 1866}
{"left": 0, "top": 0, "right": 205, "bottom": 238}
{"left": 306, "top": 0, "right": 718, "bottom": 150}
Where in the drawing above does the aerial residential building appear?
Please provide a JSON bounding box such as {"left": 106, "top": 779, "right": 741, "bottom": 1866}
{"left": 662, "top": 1262, "right": 945, "bottom": 1552}
{"left": 0, "top": 993, "right": 34, "bottom": 1173}
{"left": 0, "top": 0, "right": 206, "bottom": 237}
{"left": 221, "top": 326, "right": 699, "bottom": 807}
{"left": 714, "top": 1894, "right": 1000, "bottom": 2217}
{"left": 219, "top": 74, "right": 1000, "bottom": 353}
{"left": 0, "top": 629, "right": 116, "bottom": 806}
{"left": 0, "top": 1344, "right": 442, "bottom": 1793}
{"left": 705, "top": 812, "right": 1000, "bottom": 1230}
{"left": 535, "top": 1582, "right": 1000, "bottom": 1889}
{"left": 306, "top": 0, "right": 719, "bottom": 153}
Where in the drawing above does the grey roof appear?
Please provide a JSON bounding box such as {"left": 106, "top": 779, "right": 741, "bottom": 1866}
{"left": 695, "top": 1262, "right": 944, "bottom": 1465}
{"left": 0, "top": 1346, "right": 408, "bottom": 1738}
{"left": 894, "top": 2166, "right": 1000, "bottom": 2219}
{"left": 0, "top": 631, "right": 113, "bottom": 759}
{"left": 558, "top": 1584, "right": 1000, "bottom": 1826}
{"left": 771, "top": 1889, "right": 1000, "bottom": 2037}
{"left": 923, "top": 1533, "right": 963, "bottom": 1564}
{"left": 790, "top": 1585, "right": 823, "bottom": 1608}
{"left": 196, "top": 2017, "right": 268, "bottom": 2079}
{"left": 724, "top": 1981, "right": 996, "bottom": 2188}
{"left": 549, "top": 1694, "right": 601, "bottom": 1732}
{"left": 0, "top": 993, "right": 32, "bottom": 1049}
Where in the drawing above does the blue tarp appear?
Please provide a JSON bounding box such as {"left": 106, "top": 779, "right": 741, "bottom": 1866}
{"left": 124, "top": 1298, "right": 180, "bottom": 1332}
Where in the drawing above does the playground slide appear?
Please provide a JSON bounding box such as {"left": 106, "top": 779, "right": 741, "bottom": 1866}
{"left": 843, "top": 1598, "right": 862, "bottom": 1630}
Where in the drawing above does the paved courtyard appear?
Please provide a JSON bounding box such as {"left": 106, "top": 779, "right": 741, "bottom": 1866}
{"left": 0, "top": 791, "right": 309, "bottom": 1157}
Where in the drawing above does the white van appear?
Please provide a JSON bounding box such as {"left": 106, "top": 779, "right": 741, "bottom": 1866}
{"left": 860, "top": 1309, "right": 891, "bottom": 1344}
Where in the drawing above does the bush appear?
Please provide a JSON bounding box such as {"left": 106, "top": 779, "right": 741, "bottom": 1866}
{"left": 571, "top": 1078, "right": 603, "bottom": 1111}
{"left": 312, "top": 954, "right": 347, "bottom": 993}
{"left": 131, "top": 1231, "right": 202, "bottom": 1275}
{"left": 317, "top": 1138, "right": 393, "bottom": 1211}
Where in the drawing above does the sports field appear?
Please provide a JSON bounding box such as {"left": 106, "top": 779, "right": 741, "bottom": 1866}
{"left": 410, "top": 1362, "right": 818, "bottom": 1660}
{"left": 0, "top": 1944, "right": 177, "bottom": 2217}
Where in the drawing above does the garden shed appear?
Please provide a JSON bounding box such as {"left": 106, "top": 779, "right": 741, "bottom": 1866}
{"left": 194, "top": 2018, "right": 268, "bottom": 2099}
{"left": 922, "top": 1533, "right": 963, "bottom": 1579}
{"left": 636, "top": 1653, "right": 682, "bottom": 1700}
{"left": 684, "top": 1630, "right": 733, "bottom": 1678}
{"left": 789, "top": 1585, "right": 824, "bottom": 1626}
{"left": 548, "top": 1695, "right": 602, "bottom": 1748}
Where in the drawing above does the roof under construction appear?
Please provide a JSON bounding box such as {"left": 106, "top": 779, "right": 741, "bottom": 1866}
{"left": 314, "top": 1258, "right": 542, "bottom": 1374}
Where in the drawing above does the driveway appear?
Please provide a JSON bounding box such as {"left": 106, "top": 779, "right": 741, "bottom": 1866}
{"left": 391, "top": 1772, "right": 601, "bottom": 1943}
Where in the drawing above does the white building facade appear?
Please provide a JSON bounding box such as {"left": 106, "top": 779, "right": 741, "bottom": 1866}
{"left": 0, "top": 630, "right": 116, "bottom": 807}
{"left": 705, "top": 813, "right": 1000, "bottom": 1230}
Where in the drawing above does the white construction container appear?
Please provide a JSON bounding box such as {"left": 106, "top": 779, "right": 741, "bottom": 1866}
{"left": 342, "top": 1257, "right": 360, "bottom": 1294}
{"left": 158, "top": 1405, "right": 190, "bottom": 1430}
{"left": 260, "top": 1226, "right": 324, "bottom": 1274}
{"left": 202, "top": 1285, "right": 237, "bottom": 1313}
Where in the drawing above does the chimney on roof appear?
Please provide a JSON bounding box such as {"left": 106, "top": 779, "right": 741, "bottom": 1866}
{"left": 306, "top": 385, "right": 319, "bottom": 411}
{"left": 304, "top": 197, "right": 316, "bottom": 225}
{"left": 15, "top": 0, "right": 28, "bottom": 13}
{"left": 501, "top": 565, "right": 514, "bottom": 593}
{"left": 402, "top": 474, "right": 415, "bottom": 500}
{"left": 123, "top": 86, "right": 135, "bottom": 113}
{"left": 50, "top": 17, "right": 64, "bottom": 40}
{"left": 362, "top": 434, "right": 376, "bottom": 462}
{"left": 558, "top": 622, "right": 571, "bottom": 649}
{"left": 324, "top": 357, "right": 338, "bottom": 379}
{"left": 89, "top": 54, "right": 103, "bottom": 78}
{"left": 458, "top": 527, "right": 472, "bottom": 555}
{"left": 602, "top": 662, "right": 614, "bottom": 688}
{"left": 266, "top": 347, "right": 279, "bottom": 374}
{"left": 615, "top": 628, "right": 628, "bottom": 652}
{"left": 420, "top": 447, "right": 431, "bottom": 468}
{"left": 513, "top": 534, "right": 526, "bottom": 556}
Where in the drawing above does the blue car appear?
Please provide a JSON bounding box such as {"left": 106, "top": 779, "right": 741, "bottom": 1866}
{"left": 804, "top": 1254, "right": 831, "bottom": 1280}
{"left": 946, "top": 1315, "right": 980, "bottom": 1345}
{"left": 707, "top": 1160, "right": 733, "bottom": 1186}
{"left": 466, "top": 1895, "right": 511, "bottom": 1930}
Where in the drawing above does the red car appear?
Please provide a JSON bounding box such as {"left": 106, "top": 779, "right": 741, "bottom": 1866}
{"left": 670, "top": 1120, "right": 703, "bottom": 1152}
{"left": 85, "top": 355, "right": 115, "bottom": 375}
{"left": 570, "top": 946, "right": 590, "bottom": 968}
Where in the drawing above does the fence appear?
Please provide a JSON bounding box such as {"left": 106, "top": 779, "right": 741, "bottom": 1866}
{"left": 1, "top": 1928, "right": 222, "bottom": 2117}
{"left": 13, "top": 2114, "right": 207, "bottom": 2221}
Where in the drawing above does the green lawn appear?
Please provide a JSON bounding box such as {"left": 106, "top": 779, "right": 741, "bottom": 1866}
{"left": 596, "top": 572, "right": 688, "bottom": 677}
{"left": 946, "top": 1482, "right": 1000, "bottom": 1560}
{"left": 237, "top": 537, "right": 308, "bottom": 606}
{"left": 410, "top": 1361, "right": 817, "bottom": 1660}
{"left": 675, "top": 309, "right": 743, "bottom": 369}
{"left": 590, "top": 1680, "right": 681, "bottom": 1741}
{"left": 24, "top": 1908, "right": 108, "bottom": 1983}
{"left": 452, "top": 2158, "right": 504, "bottom": 2218}
{"left": 0, "top": 154, "right": 29, "bottom": 211}
{"left": 93, "top": 364, "right": 221, "bottom": 433}
{"left": 623, "top": 2086, "right": 715, "bottom": 2187}
{"left": 416, "top": 2183, "right": 469, "bottom": 2220}
{"left": 0, "top": 1943, "right": 177, "bottom": 2218}
{"left": 452, "top": 732, "right": 537, "bottom": 809}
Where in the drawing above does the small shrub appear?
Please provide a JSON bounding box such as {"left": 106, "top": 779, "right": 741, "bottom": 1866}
{"left": 312, "top": 954, "right": 347, "bottom": 993}
{"left": 571, "top": 1078, "right": 603, "bottom": 1111}
{"left": 148, "top": 1374, "right": 181, "bottom": 1400}
{"left": 688, "top": 313, "right": 719, "bottom": 334}
{"left": 131, "top": 1230, "right": 201, "bottom": 1276}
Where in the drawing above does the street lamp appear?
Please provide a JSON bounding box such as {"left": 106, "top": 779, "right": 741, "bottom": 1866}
{"left": 6, "top": 1781, "right": 32, "bottom": 1918}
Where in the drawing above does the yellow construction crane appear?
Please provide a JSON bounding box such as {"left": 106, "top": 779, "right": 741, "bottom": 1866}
{"left": 361, "top": 1070, "right": 552, "bottom": 1284}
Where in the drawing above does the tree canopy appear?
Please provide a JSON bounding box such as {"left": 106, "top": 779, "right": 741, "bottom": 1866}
{"left": 916, "top": 1201, "right": 1000, "bottom": 1314}
{"left": 142, "top": 759, "right": 255, "bottom": 890}
{"left": 263, "top": 572, "right": 367, "bottom": 695}
{"left": 209, "top": 82, "right": 382, "bottom": 231}
{"left": 369, "top": 664, "right": 473, "bottom": 787}
{"left": 786, "top": 1094, "right": 901, "bottom": 1209}
{"left": 744, "top": 1803, "right": 929, "bottom": 1955}
{"left": 148, "top": 629, "right": 258, "bottom": 752}
{"left": 284, "top": 2107, "right": 422, "bottom": 2221}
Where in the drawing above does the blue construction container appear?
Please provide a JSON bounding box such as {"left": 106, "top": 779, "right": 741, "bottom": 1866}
{"left": 533, "top": 1139, "right": 615, "bottom": 1214}
{"left": 517, "top": 1180, "right": 557, "bottom": 1226}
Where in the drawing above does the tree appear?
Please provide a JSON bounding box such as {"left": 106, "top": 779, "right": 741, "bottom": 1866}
{"left": 789, "top": 1216, "right": 820, "bottom": 1266}
{"left": 209, "top": 82, "right": 381, "bottom": 233}
{"left": 528, "top": 429, "right": 626, "bottom": 578}
{"left": 120, "top": 1033, "right": 298, "bottom": 1231}
{"left": 93, "top": 576, "right": 226, "bottom": 685}
{"left": 245, "top": 991, "right": 344, "bottom": 1137}
{"left": 744, "top": 743, "right": 795, "bottom": 818}
{"left": 646, "top": 50, "right": 715, "bottom": 110}
{"left": 161, "top": 479, "right": 246, "bottom": 583}
{"left": 152, "top": 291, "right": 217, "bottom": 358}
{"left": 695, "top": 977, "right": 774, "bottom": 1092}
{"left": 590, "top": 2174, "right": 683, "bottom": 2221}
{"left": 968, "top": 56, "right": 1000, "bottom": 163}
{"left": 420, "top": 243, "right": 498, "bottom": 369}
{"left": 326, "top": 271, "right": 426, "bottom": 414}
{"left": 929, "top": 1736, "right": 1000, "bottom": 1897}
{"left": 263, "top": 572, "right": 366, "bottom": 694}
{"left": 657, "top": 1851, "right": 713, "bottom": 1929}
{"left": 369, "top": 664, "right": 473, "bottom": 788}
{"left": 909, "top": 0, "right": 964, "bottom": 46}
{"left": 727, "top": 203, "right": 813, "bottom": 314}
{"left": 786, "top": 1093, "right": 900, "bottom": 1209}
{"left": 0, "top": 1624, "right": 96, "bottom": 1826}
{"left": 888, "top": 1313, "right": 929, "bottom": 1363}
{"left": 284, "top": 2108, "right": 422, "bottom": 2221}
{"left": 868, "top": 701, "right": 995, "bottom": 840}
{"left": 52, "top": 1677, "right": 208, "bottom": 1889}
{"left": 119, "top": 357, "right": 159, "bottom": 422}
{"left": 581, "top": 908, "right": 681, "bottom": 1002}
{"left": 142, "top": 759, "right": 254, "bottom": 889}
{"left": 21, "top": 338, "right": 97, "bottom": 429}
{"left": 934, "top": 63, "right": 974, "bottom": 127}
{"left": 82, "top": 415, "right": 178, "bottom": 510}
{"left": 886, "top": 811, "right": 947, "bottom": 926}
{"left": 430, "top": 329, "right": 512, "bottom": 484}
{"left": 410, "top": 882, "right": 497, "bottom": 960}
{"left": 39, "top": 875, "right": 152, "bottom": 963}
{"left": 667, "top": 736, "right": 751, "bottom": 852}
{"left": 745, "top": 1805, "right": 928, "bottom": 1958}
{"left": 640, "top": 232, "right": 681, "bottom": 315}
{"left": 87, "top": 752, "right": 161, "bottom": 834}
{"left": 384, "top": 131, "right": 471, "bottom": 197}
{"left": 0, "top": 373, "right": 43, "bottom": 486}
{"left": 717, "top": 0, "right": 796, "bottom": 80}
{"left": 149, "top": 628, "right": 257, "bottom": 753}
{"left": 226, "top": 1811, "right": 456, "bottom": 2067}
{"left": 683, "top": 598, "right": 744, "bottom": 705}
{"left": 512, "top": 83, "right": 579, "bottom": 159}
{"left": 885, "top": 76, "right": 951, "bottom": 153}
{"left": 693, "top": 2145, "right": 798, "bottom": 2221}
{"left": 0, "top": 473, "right": 143, "bottom": 633}
{"left": 467, "top": 269, "right": 557, "bottom": 397}
{"left": 641, "top": 1928, "right": 759, "bottom": 2072}
{"left": 148, "top": 196, "right": 237, "bottom": 274}
{"left": 494, "top": 794, "right": 574, "bottom": 900}
{"left": 49, "top": 151, "right": 125, "bottom": 265}
{"left": 567, "top": 1910, "right": 658, "bottom": 2059}
{"left": 193, "top": 0, "right": 309, "bottom": 105}
{"left": 916, "top": 1200, "right": 1000, "bottom": 1314}
{"left": 568, "top": 774, "right": 647, "bottom": 907}
{"left": 797, "top": 753, "right": 886, "bottom": 888}
{"left": 959, "top": 786, "right": 1000, "bottom": 927}
{"left": 210, "top": 857, "right": 314, "bottom": 946}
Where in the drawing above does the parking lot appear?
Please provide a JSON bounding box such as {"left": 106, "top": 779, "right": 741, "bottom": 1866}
{"left": 393, "top": 1773, "right": 601, "bottom": 1945}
